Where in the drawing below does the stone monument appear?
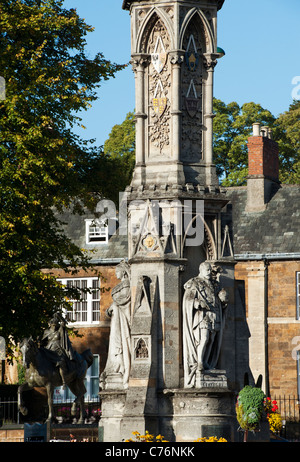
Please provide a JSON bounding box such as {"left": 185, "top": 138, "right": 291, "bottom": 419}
{"left": 99, "top": 0, "right": 251, "bottom": 442}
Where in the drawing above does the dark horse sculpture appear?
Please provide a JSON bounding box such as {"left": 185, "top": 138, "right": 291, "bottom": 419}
{"left": 18, "top": 337, "right": 93, "bottom": 423}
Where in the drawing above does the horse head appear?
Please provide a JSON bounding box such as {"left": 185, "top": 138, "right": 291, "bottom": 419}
{"left": 20, "top": 337, "right": 38, "bottom": 368}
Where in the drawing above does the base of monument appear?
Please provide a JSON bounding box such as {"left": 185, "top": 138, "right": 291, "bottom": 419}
{"left": 98, "top": 389, "right": 127, "bottom": 442}
{"left": 159, "top": 386, "right": 237, "bottom": 442}
{"left": 99, "top": 384, "right": 239, "bottom": 442}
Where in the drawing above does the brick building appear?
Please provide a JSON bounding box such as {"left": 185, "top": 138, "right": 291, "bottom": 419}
{"left": 222, "top": 124, "right": 300, "bottom": 399}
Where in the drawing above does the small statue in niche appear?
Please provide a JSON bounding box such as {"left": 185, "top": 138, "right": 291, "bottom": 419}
{"left": 101, "top": 260, "right": 131, "bottom": 389}
{"left": 182, "top": 261, "right": 228, "bottom": 388}
{"left": 135, "top": 338, "right": 149, "bottom": 359}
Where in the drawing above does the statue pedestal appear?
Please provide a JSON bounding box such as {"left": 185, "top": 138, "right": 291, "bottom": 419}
{"left": 98, "top": 390, "right": 127, "bottom": 442}
{"left": 100, "top": 373, "right": 125, "bottom": 391}
{"left": 159, "top": 386, "right": 237, "bottom": 442}
{"left": 196, "top": 369, "right": 228, "bottom": 389}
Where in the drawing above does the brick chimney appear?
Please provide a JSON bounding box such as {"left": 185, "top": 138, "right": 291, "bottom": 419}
{"left": 246, "top": 123, "right": 280, "bottom": 212}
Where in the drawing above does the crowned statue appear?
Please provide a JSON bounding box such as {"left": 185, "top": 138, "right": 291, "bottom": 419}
{"left": 182, "top": 262, "right": 228, "bottom": 388}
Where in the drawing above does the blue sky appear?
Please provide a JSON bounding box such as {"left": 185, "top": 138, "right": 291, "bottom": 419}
{"left": 63, "top": 0, "right": 300, "bottom": 146}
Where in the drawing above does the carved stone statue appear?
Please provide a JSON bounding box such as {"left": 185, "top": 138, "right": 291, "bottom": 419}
{"left": 100, "top": 260, "right": 131, "bottom": 389}
{"left": 182, "top": 261, "right": 228, "bottom": 388}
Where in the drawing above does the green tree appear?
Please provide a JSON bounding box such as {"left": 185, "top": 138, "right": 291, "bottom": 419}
{"left": 274, "top": 100, "right": 300, "bottom": 184}
{"left": 213, "top": 99, "right": 276, "bottom": 185}
{"left": 0, "top": 0, "right": 125, "bottom": 357}
{"left": 103, "top": 111, "right": 136, "bottom": 192}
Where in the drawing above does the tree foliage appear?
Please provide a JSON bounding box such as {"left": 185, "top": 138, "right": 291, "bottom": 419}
{"left": 213, "top": 99, "right": 276, "bottom": 185}
{"left": 103, "top": 111, "right": 136, "bottom": 193}
{"left": 213, "top": 98, "right": 300, "bottom": 185}
{"left": 274, "top": 100, "right": 300, "bottom": 184}
{"left": 0, "top": 0, "right": 125, "bottom": 356}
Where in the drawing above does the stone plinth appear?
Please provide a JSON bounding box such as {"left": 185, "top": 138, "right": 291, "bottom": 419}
{"left": 195, "top": 369, "right": 228, "bottom": 389}
{"left": 98, "top": 390, "right": 126, "bottom": 442}
{"left": 159, "top": 387, "right": 237, "bottom": 442}
{"left": 100, "top": 373, "right": 124, "bottom": 391}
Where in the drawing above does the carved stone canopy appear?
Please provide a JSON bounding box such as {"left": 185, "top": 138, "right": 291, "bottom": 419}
{"left": 122, "top": 0, "right": 225, "bottom": 11}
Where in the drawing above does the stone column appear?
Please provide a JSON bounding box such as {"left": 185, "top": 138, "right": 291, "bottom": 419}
{"left": 131, "top": 54, "right": 149, "bottom": 185}
{"left": 203, "top": 54, "right": 217, "bottom": 165}
{"left": 246, "top": 261, "right": 268, "bottom": 393}
{"left": 169, "top": 51, "right": 184, "bottom": 163}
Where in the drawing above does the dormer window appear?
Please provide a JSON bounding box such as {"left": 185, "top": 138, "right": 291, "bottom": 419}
{"left": 85, "top": 219, "right": 108, "bottom": 245}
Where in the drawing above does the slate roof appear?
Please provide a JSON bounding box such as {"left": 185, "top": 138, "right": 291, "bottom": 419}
{"left": 222, "top": 184, "right": 300, "bottom": 258}
{"left": 57, "top": 208, "right": 128, "bottom": 264}
{"left": 57, "top": 181, "right": 300, "bottom": 265}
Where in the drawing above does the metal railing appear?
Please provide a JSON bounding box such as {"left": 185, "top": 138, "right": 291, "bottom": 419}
{"left": 0, "top": 397, "right": 19, "bottom": 425}
{"left": 273, "top": 395, "right": 300, "bottom": 422}
{"left": 53, "top": 397, "right": 101, "bottom": 424}
{"left": 0, "top": 396, "right": 101, "bottom": 426}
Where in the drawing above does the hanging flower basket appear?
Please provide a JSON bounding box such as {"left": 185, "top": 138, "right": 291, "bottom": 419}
{"left": 236, "top": 385, "right": 266, "bottom": 439}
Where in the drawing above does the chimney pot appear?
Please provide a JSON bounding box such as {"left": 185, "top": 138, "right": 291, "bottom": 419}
{"left": 252, "top": 123, "right": 261, "bottom": 137}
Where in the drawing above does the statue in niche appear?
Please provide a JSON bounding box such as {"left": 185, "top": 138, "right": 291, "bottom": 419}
{"left": 182, "top": 261, "right": 228, "bottom": 388}
{"left": 135, "top": 338, "right": 149, "bottom": 359}
{"left": 101, "top": 260, "right": 131, "bottom": 389}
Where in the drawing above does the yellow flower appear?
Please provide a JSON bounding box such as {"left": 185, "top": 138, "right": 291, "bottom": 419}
{"left": 267, "top": 412, "right": 283, "bottom": 434}
{"left": 194, "top": 436, "right": 227, "bottom": 442}
{"left": 126, "top": 431, "right": 169, "bottom": 442}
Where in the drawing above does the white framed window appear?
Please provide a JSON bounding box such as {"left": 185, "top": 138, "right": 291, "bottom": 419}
{"left": 85, "top": 219, "right": 108, "bottom": 245}
{"left": 58, "top": 277, "right": 100, "bottom": 324}
{"left": 86, "top": 354, "right": 100, "bottom": 400}
{"left": 297, "top": 272, "right": 300, "bottom": 320}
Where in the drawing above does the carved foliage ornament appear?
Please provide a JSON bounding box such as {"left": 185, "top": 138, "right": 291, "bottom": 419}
{"left": 146, "top": 17, "right": 171, "bottom": 154}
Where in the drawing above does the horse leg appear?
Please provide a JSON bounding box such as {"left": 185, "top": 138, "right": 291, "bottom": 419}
{"left": 46, "top": 383, "right": 55, "bottom": 422}
{"left": 18, "top": 382, "right": 31, "bottom": 416}
{"left": 77, "top": 394, "right": 85, "bottom": 424}
{"left": 69, "top": 380, "right": 86, "bottom": 424}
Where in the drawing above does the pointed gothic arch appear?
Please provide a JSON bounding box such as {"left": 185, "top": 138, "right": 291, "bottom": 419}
{"left": 181, "top": 213, "right": 217, "bottom": 260}
{"left": 136, "top": 7, "right": 174, "bottom": 54}
{"left": 179, "top": 8, "right": 215, "bottom": 54}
